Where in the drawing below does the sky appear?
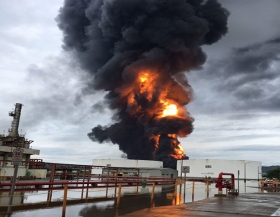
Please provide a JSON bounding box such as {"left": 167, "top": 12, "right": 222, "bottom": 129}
{"left": 0, "top": 0, "right": 279, "bottom": 166}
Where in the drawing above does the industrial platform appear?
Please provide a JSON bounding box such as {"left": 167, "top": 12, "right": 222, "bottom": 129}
{"left": 121, "top": 193, "right": 280, "bottom": 217}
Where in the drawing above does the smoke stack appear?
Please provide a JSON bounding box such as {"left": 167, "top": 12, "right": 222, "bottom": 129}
{"left": 8, "top": 103, "right": 22, "bottom": 137}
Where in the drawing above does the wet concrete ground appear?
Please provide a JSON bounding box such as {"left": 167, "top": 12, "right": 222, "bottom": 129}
{"left": 121, "top": 193, "right": 280, "bottom": 216}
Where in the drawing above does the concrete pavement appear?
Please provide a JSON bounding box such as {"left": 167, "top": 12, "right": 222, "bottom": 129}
{"left": 121, "top": 193, "right": 280, "bottom": 216}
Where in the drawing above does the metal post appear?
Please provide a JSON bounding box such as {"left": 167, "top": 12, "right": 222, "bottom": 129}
{"left": 206, "top": 179, "right": 209, "bottom": 198}
{"left": 244, "top": 163, "right": 246, "bottom": 183}
{"left": 192, "top": 181, "right": 195, "bottom": 202}
{"left": 137, "top": 168, "right": 140, "bottom": 195}
{"left": 116, "top": 183, "right": 122, "bottom": 208}
{"left": 244, "top": 163, "right": 247, "bottom": 193}
{"left": 106, "top": 167, "right": 110, "bottom": 198}
{"left": 183, "top": 173, "right": 186, "bottom": 203}
{"left": 115, "top": 168, "right": 119, "bottom": 198}
{"left": 81, "top": 166, "right": 86, "bottom": 199}
{"left": 7, "top": 165, "right": 19, "bottom": 214}
{"left": 174, "top": 179, "right": 178, "bottom": 205}
{"left": 238, "top": 170, "right": 240, "bottom": 193}
{"left": 47, "top": 163, "right": 55, "bottom": 206}
{"left": 86, "top": 166, "right": 90, "bottom": 199}
{"left": 180, "top": 160, "right": 183, "bottom": 195}
{"left": 151, "top": 182, "right": 155, "bottom": 203}
{"left": 62, "top": 184, "right": 68, "bottom": 217}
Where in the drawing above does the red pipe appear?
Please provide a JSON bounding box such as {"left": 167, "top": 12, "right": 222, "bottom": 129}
{"left": 215, "top": 172, "right": 235, "bottom": 191}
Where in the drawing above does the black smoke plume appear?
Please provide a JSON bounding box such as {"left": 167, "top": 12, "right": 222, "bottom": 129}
{"left": 57, "top": 0, "right": 229, "bottom": 169}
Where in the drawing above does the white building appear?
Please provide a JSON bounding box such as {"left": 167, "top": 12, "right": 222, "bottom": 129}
{"left": 92, "top": 159, "right": 177, "bottom": 178}
{"left": 177, "top": 159, "right": 262, "bottom": 180}
{"left": 92, "top": 159, "right": 163, "bottom": 175}
{"left": 92, "top": 159, "right": 163, "bottom": 169}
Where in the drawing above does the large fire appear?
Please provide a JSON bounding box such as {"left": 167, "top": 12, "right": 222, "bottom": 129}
{"left": 135, "top": 71, "right": 187, "bottom": 160}
{"left": 61, "top": 0, "right": 230, "bottom": 169}
{"left": 162, "top": 102, "right": 178, "bottom": 117}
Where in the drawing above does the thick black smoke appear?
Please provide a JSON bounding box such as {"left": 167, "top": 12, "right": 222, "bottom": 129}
{"left": 57, "top": 0, "right": 229, "bottom": 168}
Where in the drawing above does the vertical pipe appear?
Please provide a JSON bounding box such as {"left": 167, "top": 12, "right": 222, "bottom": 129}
{"left": 151, "top": 182, "right": 155, "bottom": 203}
{"left": 116, "top": 183, "right": 122, "bottom": 209}
{"left": 7, "top": 165, "right": 19, "bottom": 214}
{"left": 62, "top": 184, "right": 68, "bottom": 217}
{"left": 192, "top": 181, "right": 195, "bottom": 202}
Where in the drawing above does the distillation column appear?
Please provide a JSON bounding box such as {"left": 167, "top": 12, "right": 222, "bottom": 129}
{"left": 8, "top": 103, "right": 23, "bottom": 137}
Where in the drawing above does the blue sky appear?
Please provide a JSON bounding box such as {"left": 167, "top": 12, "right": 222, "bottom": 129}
{"left": 0, "top": 0, "right": 280, "bottom": 166}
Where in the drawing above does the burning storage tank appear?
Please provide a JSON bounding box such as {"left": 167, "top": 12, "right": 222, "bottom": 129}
{"left": 57, "top": 0, "right": 229, "bottom": 168}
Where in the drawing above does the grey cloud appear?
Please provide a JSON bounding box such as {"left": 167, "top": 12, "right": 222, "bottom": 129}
{"left": 225, "top": 144, "right": 280, "bottom": 152}
{"left": 18, "top": 55, "right": 101, "bottom": 131}
{"left": 199, "top": 134, "right": 278, "bottom": 143}
{"left": 194, "top": 37, "right": 280, "bottom": 112}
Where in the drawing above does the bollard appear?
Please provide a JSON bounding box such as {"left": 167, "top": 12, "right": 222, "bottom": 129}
{"left": 62, "top": 184, "right": 68, "bottom": 217}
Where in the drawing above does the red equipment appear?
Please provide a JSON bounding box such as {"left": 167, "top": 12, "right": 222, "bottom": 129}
{"left": 215, "top": 172, "right": 235, "bottom": 192}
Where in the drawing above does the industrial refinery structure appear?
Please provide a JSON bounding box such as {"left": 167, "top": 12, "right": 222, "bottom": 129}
{"left": 0, "top": 103, "right": 45, "bottom": 178}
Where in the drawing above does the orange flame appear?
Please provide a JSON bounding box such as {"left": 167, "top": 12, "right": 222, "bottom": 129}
{"left": 161, "top": 101, "right": 178, "bottom": 117}
{"left": 125, "top": 70, "right": 187, "bottom": 160}
{"left": 140, "top": 73, "right": 149, "bottom": 83}
{"left": 167, "top": 134, "right": 185, "bottom": 159}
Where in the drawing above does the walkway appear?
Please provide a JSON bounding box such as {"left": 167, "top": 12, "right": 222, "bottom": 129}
{"left": 121, "top": 193, "right": 280, "bottom": 216}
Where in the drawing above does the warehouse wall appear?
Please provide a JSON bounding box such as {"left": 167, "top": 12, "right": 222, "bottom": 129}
{"left": 177, "top": 159, "right": 262, "bottom": 179}
{"left": 92, "top": 159, "right": 163, "bottom": 175}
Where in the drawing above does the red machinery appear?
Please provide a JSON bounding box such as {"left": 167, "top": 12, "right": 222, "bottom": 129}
{"left": 214, "top": 172, "right": 235, "bottom": 192}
